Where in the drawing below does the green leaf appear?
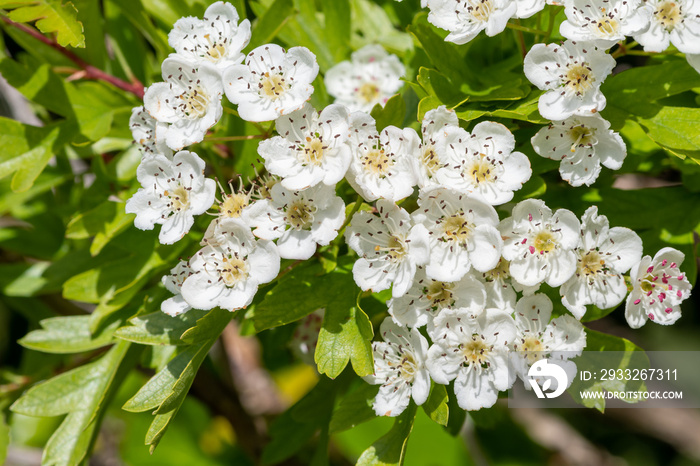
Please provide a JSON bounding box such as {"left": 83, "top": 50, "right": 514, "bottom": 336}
{"left": 249, "top": 0, "right": 295, "bottom": 49}
{"left": 371, "top": 94, "right": 407, "bottom": 132}
{"left": 179, "top": 308, "right": 233, "bottom": 344}
{"left": 66, "top": 199, "right": 134, "bottom": 256}
{"left": 635, "top": 106, "right": 700, "bottom": 164}
{"left": 315, "top": 272, "right": 374, "bottom": 378}
{"left": 19, "top": 315, "right": 119, "bottom": 354}
{"left": 356, "top": 402, "right": 417, "bottom": 466}
{"left": 329, "top": 382, "right": 378, "bottom": 433}
{"left": 2, "top": 0, "right": 86, "bottom": 47}
{"left": 422, "top": 383, "right": 448, "bottom": 427}
{"left": 568, "top": 329, "right": 649, "bottom": 412}
{"left": 320, "top": 0, "right": 350, "bottom": 61}
{"left": 114, "top": 309, "right": 208, "bottom": 346}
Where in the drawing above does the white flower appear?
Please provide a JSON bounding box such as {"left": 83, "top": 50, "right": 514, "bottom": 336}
{"left": 634, "top": 0, "right": 700, "bottom": 53}
{"left": 290, "top": 309, "right": 324, "bottom": 366}
{"left": 414, "top": 106, "right": 459, "bottom": 190}
{"left": 161, "top": 260, "right": 194, "bottom": 316}
{"left": 345, "top": 200, "right": 430, "bottom": 298}
{"left": 510, "top": 294, "right": 586, "bottom": 388}
{"left": 388, "top": 267, "right": 487, "bottom": 328}
{"left": 560, "top": 0, "right": 652, "bottom": 48}
{"left": 560, "top": 206, "right": 643, "bottom": 319}
{"left": 248, "top": 183, "right": 345, "bottom": 260}
{"left": 412, "top": 187, "right": 503, "bottom": 282}
{"left": 346, "top": 112, "right": 419, "bottom": 203}
{"left": 426, "top": 308, "right": 516, "bottom": 411}
{"left": 130, "top": 106, "right": 172, "bottom": 157}
{"left": 425, "top": 0, "right": 517, "bottom": 45}
{"left": 213, "top": 179, "right": 272, "bottom": 226}
{"left": 523, "top": 40, "right": 616, "bottom": 120}
{"left": 259, "top": 102, "right": 352, "bottom": 190}
{"left": 499, "top": 199, "right": 581, "bottom": 288}
{"left": 476, "top": 259, "right": 519, "bottom": 313}
{"left": 168, "top": 1, "right": 251, "bottom": 72}
{"left": 531, "top": 114, "right": 627, "bottom": 187}
{"left": 125, "top": 151, "right": 216, "bottom": 245}
{"left": 688, "top": 53, "right": 700, "bottom": 73}
{"left": 223, "top": 44, "right": 319, "bottom": 122}
{"left": 434, "top": 122, "right": 531, "bottom": 205}
{"left": 181, "top": 218, "right": 280, "bottom": 311}
{"left": 325, "top": 45, "right": 405, "bottom": 113}
{"left": 515, "top": 0, "right": 547, "bottom": 18}
{"left": 625, "top": 247, "right": 693, "bottom": 328}
{"left": 364, "top": 318, "right": 431, "bottom": 417}
{"left": 143, "top": 56, "right": 223, "bottom": 150}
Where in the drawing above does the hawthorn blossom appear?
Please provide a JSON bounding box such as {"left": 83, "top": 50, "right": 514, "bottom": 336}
{"left": 290, "top": 309, "right": 324, "bottom": 366}
{"left": 625, "top": 247, "right": 693, "bottom": 328}
{"left": 125, "top": 151, "right": 216, "bottom": 245}
{"left": 524, "top": 40, "right": 616, "bottom": 120}
{"left": 414, "top": 106, "right": 459, "bottom": 189}
{"left": 560, "top": 0, "right": 652, "bottom": 48}
{"left": 168, "top": 1, "right": 251, "bottom": 72}
{"left": 434, "top": 122, "right": 531, "bottom": 205}
{"left": 560, "top": 206, "right": 642, "bottom": 319}
{"left": 181, "top": 218, "right": 280, "bottom": 311}
{"left": 531, "top": 114, "right": 627, "bottom": 187}
{"left": 425, "top": 0, "right": 517, "bottom": 45}
{"left": 499, "top": 199, "right": 581, "bottom": 288}
{"left": 387, "top": 267, "right": 487, "bottom": 328}
{"left": 364, "top": 318, "right": 431, "bottom": 417}
{"left": 634, "top": 0, "right": 700, "bottom": 54}
{"left": 249, "top": 183, "right": 345, "bottom": 260}
{"left": 143, "top": 56, "right": 223, "bottom": 150}
{"left": 259, "top": 103, "right": 352, "bottom": 190}
{"left": 130, "top": 106, "right": 172, "bottom": 157}
{"left": 346, "top": 112, "right": 419, "bottom": 203}
{"left": 325, "top": 45, "right": 405, "bottom": 112}
{"left": 476, "top": 259, "right": 519, "bottom": 312}
{"left": 510, "top": 294, "right": 586, "bottom": 388}
{"left": 515, "top": 0, "right": 547, "bottom": 18}
{"left": 161, "top": 260, "right": 193, "bottom": 317}
{"left": 412, "top": 187, "right": 503, "bottom": 282}
{"left": 345, "top": 200, "right": 430, "bottom": 298}
{"left": 426, "top": 308, "right": 517, "bottom": 411}
{"left": 223, "top": 44, "right": 319, "bottom": 122}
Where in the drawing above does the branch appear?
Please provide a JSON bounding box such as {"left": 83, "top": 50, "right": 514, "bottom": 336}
{"left": 1, "top": 16, "right": 145, "bottom": 99}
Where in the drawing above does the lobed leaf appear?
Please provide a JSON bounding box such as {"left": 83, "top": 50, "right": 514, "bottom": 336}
{"left": 2, "top": 0, "right": 85, "bottom": 47}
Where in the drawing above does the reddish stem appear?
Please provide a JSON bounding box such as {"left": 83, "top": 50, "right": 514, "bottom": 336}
{"left": 1, "top": 16, "right": 145, "bottom": 99}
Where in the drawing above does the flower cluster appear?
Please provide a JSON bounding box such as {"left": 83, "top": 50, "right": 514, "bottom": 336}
{"left": 124, "top": 2, "right": 694, "bottom": 418}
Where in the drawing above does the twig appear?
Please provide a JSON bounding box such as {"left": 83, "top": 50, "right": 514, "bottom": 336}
{"left": 1, "top": 16, "right": 145, "bottom": 99}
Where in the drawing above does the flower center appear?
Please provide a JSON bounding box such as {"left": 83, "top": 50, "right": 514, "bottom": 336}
{"left": 287, "top": 200, "right": 316, "bottom": 230}
{"left": 533, "top": 230, "right": 557, "bottom": 253}
{"left": 483, "top": 259, "right": 510, "bottom": 282}
{"left": 462, "top": 336, "right": 490, "bottom": 366}
{"left": 569, "top": 124, "right": 596, "bottom": 153}
{"left": 421, "top": 146, "right": 441, "bottom": 175}
{"left": 594, "top": 17, "right": 619, "bottom": 36}
{"left": 425, "top": 280, "right": 455, "bottom": 309}
{"left": 302, "top": 137, "right": 325, "bottom": 165}
{"left": 203, "top": 34, "right": 227, "bottom": 61}
{"left": 468, "top": 0, "right": 493, "bottom": 22}
{"left": 376, "top": 235, "right": 408, "bottom": 261}
{"left": 442, "top": 212, "right": 472, "bottom": 244}
{"left": 520, "top": 336, "right": 544, "bottom": 365}
{"left": 579, "top": 250, "right": 605, "bottom": 275}
{"left": 260, "top": 72, "right": 288, "bottom": 100}
{"left": 178, "top": 86, "right": 210, "bottom": 118}
{"left": 362, "top": 148, "right": 393, "bottom": 176}
{"left": 358, "top": 82, "right": 381, "bottom": 104}
{"left": 221, "top": 193, "right": 249, "bottom": 218}
{"left": 220, "top": 255, "right": 248, "bottom": 286}
{"left": 165, "top": 186, "right": 190, "bottom": 211}
{"left": 564, "top": 64, "right": 594, "bottom": 96}
{"left": 466, "top": 156, "right": 495, "bottom": 184}
{"left": 656, "top": 2, "right": 682, "bottom": 30}
{"left": 640, "top": 274, "right": 655, "bottom": 293}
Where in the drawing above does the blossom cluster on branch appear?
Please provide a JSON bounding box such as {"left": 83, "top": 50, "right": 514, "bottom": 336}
{"left": 125, "top": 1, "right": 694, "bottom": 416}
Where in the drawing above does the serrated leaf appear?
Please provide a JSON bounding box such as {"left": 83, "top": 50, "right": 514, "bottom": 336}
{"left": 3, "top": 0, "right": 85, "bottom": 47}
{"left": 329, "top": 382, "right": 378, "bottom": 433}
{"left": 370, "top": 94, "right": 406, "bottom": 133}
{"left": 66, "top": 199, "right": 134, "bottom": 256}
{"left": 422, "top": 383, "right": 448, "bottom": 427}
{"left": 356, "top": 402, "right": 417, "bottom": 466}
{"left": 20, "top": 315, "right": 119, "bottom": 353}
{"left": 114, "top": 309, "right": 208, "bottom": 346}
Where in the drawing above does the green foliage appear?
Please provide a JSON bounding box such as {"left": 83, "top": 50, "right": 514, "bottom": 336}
{"left": 1, "top": 0, "right": 85, "bottom": 47}
{"left": 422, "top": 383, "right": 449, "bottom": 427}
{"left": 356, "top": 402, "right": 417, "bottom": 466}
{"left": 19, "top": 315, "right": 119, "bottom": 353}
